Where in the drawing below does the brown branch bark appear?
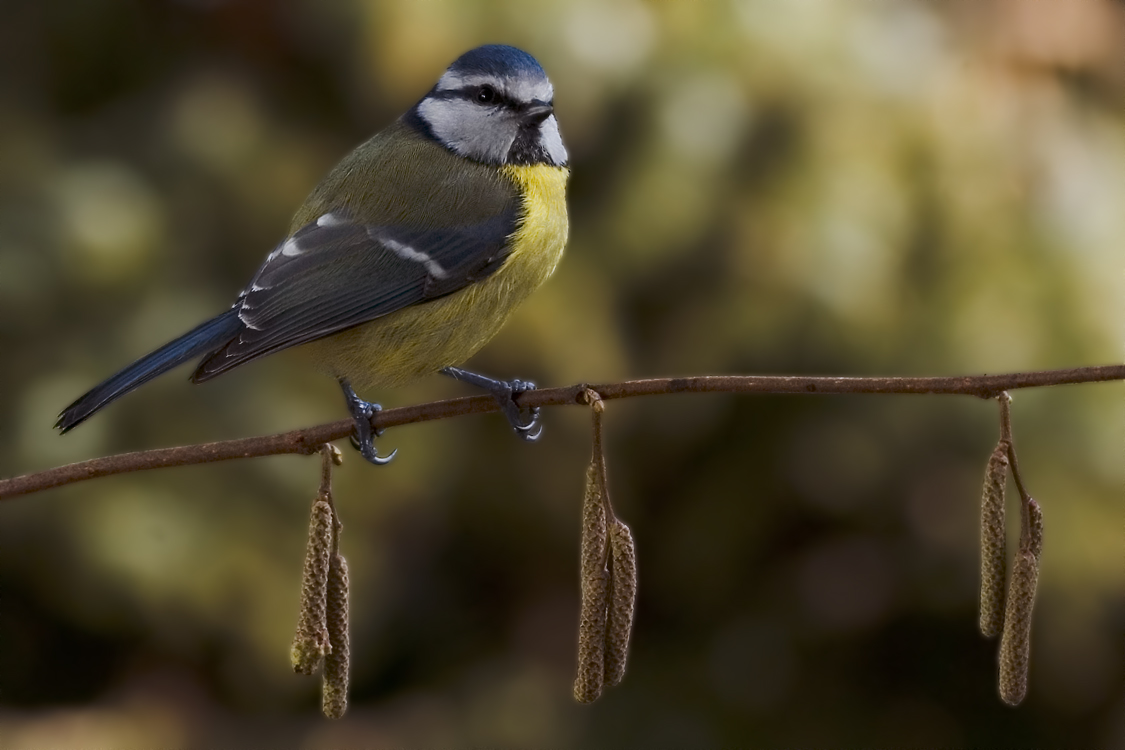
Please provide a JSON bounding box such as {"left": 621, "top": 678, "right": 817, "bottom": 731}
{"left": 3, "top": 364, "right": 1124, "bottom": 501}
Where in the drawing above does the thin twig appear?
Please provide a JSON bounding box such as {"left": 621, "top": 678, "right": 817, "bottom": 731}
{"left": 997, "top": 392, "right": 1013, "bottom": 445}
{"left": 3, "top": 364, "right": 1124, "bottom": 501}
{"left": 997, "top": 392, "right": 1033, "bottom": 534}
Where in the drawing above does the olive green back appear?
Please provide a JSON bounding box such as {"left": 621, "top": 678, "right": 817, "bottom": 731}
{"left": 289, "top": 120, "right": 518, "bottom": 234}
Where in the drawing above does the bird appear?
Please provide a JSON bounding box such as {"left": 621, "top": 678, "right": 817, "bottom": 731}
{"left": 56, "top": 44, "right": 570, "bottom": 465}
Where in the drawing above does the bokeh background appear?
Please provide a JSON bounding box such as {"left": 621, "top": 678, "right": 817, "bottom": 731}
{"left": 2, "top": 0, "right": 1125, "bottom": 746}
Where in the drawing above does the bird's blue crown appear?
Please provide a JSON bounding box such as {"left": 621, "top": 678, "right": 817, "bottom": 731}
{"left": 447, "top": 44, "right": 547, "bottom": 81}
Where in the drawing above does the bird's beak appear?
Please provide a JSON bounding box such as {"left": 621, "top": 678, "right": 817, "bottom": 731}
{"left": 520, "top": 102, "right": 554, "bottom": 127}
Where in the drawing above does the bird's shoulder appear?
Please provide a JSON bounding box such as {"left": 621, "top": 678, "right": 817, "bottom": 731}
{"left": 290, "top": 119, "right": 520, "bottom": 233}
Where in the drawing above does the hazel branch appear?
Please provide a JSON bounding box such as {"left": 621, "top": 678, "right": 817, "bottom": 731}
{"left": 3, "top": 363, "right": 1125, "bottom": 501}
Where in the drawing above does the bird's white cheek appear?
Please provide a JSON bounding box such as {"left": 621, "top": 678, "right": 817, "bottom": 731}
{"left": 540, "top": 116, "right": 568, "bottom": 166}
{"left": 417, "top": 97, "right": 514, "bottom": 164}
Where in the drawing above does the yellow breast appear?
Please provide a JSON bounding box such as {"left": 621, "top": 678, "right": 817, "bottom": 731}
{"left": 303, "top": 164, "right": 569, "bottom": 392}
{"left": 499, "top": 164, "right": 571, "bottom": 285}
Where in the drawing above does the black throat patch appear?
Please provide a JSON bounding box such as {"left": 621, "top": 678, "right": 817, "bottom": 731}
{"left": 507, "top": 127, "right": 551, "bottom": 166}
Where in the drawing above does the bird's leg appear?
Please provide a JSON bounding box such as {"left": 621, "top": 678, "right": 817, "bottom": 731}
{"left": 339, "top": 378, "right": 397, "bottom": 465}
{"left": 441, "top": 366, "right": 542, "bottom": 441}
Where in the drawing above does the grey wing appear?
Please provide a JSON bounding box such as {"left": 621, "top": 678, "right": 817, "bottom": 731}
{"left": 191, "top": 209, "right": 518, "bottom": 382}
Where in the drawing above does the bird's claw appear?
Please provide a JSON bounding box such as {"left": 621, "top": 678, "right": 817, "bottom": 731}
{"left": 340, "top": 379, "right": 396, "bottom": 465}
{"left": 503, "top": 379, "right": 542, "bottom": 442}
{"left": 441, "top": 367, "right": 543, "bottom": 441}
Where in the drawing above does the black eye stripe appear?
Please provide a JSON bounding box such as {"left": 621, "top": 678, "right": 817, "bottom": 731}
{"left": 424, "top": 87, "right": 551, "bottom": 112}
{"left": 456, "top": 85, "right": 514, "bottom": 107}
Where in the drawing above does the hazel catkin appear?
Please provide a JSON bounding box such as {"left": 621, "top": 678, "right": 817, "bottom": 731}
{"left": 574, "top": 565, "right": 609, "bottom": 704}
{"left": 291, "top": 497, "right": 334, "bottom": 675}
{"left": 998, "top": 498, "right": 1043, "bottom": 707}
{"left": 998, "top": 549, "right": 1039, "bottom": 706}
{"left": 604, "top": 518, "right": 637, "bottom": 688}
{"left": 321, "top": 552, "right": 350, "bottom": 719}
{"left": 574, "top": 394, "right": 610, "bottom": 703}
{"left": 574, "top": 450, "right": 610, "bottom": 703}
{"left": 573, "top": 390, "right": 640, "bottom": 702}
{"left": 979, "top": 440, "right": 1010, "bottom": 637}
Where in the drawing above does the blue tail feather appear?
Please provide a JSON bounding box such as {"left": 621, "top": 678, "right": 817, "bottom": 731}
{"left": 56, "top": 309, "right": 243, "bottom": 433}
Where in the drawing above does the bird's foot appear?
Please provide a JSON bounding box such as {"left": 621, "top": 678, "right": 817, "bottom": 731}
{"left": 441, "top": 366, "right": 542, "bottom": 441}
{"left": 339, "top": 379, "right": 397, "bottom": 465}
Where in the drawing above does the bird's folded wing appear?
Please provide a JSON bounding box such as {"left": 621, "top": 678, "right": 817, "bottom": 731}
{"left": 192, "top": 208, "right": 517, "bottom": 381}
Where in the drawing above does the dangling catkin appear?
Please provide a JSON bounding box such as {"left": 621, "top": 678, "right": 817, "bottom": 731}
{"left": 574, "top": 565, "right": 609, "bottom": 704}
{"left": 574, "top": 456, "right": 610, "bottom": 704}
{"left": 998, "top": 498, "right": 1043, "bottom": 706}
{"left": 321, "top": 552, "right": 350, "bottom": 719}
{"left": 604, "top": 518, "right": 637, "bottom": 687}
{"left": 574, "top": 394, "right": 610, "bottom": 704}
{"left": 291, "top": 497, "right": 334, "bottom": 675}
{"left": 979, "top": 440, "right": 1010, "bottom": 637}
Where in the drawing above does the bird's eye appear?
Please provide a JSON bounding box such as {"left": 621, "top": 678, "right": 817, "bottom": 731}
{"left": 476, "top": 85, "right": 497, "bottom": 104}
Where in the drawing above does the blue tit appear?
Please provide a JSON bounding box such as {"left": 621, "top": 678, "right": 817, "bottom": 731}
{"left": 56, "top": 44, "right": 570, "bottom": 464}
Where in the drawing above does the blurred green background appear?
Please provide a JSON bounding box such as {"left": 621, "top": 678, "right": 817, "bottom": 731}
{"left": 2, "top": 0, "right": 1125, "bottom": 746}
